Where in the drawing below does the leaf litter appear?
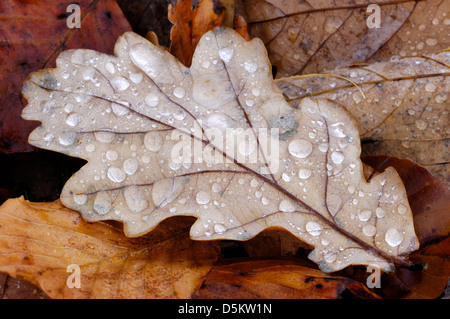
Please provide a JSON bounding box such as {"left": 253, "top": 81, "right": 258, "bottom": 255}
{"left": 21, "top": 27, "right": 420, "bottom": 273}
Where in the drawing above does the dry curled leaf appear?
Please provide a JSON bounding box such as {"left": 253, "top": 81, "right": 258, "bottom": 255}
{"left": 277, "top": 52, "right": 450, "bottom": 187}
{"left": 0, "top": 197, "right": 219, "bottom": 299}
{"left": 238, "top": 0, "right": 450, "bottom": 77}
{"left": 22, "top": 27, "right": 419, "bottom": 272}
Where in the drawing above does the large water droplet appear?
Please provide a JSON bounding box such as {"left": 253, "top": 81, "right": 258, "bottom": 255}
{"left": 107, "top": 167, "right": 126, "bottom": 183}
{"left": 306, "top": 221, "right": 322, "bottom": 236}
{"left": 73, "top": 193, "right": 87, "bottom": 205}
{"left": 83, "top": 67, "right": 96, "bottom": 81}
{"left": 358, "top": 209, "right": 372, "bottom": 221}
{"left": 85, "top": 144, "right": 95, "bottom": 152}
{"left": 298, "top": 168, "right": 311, "bottom": 179}
{"left": 59, "top": 132, "right": 77, "bottom": 146}
{"left": 329, "top": 123, "right": 346, "bottom": 138}
{"left": 375, "top": 207, "right": 385, "bottom": 218}
{"left": 279, "top": 199, "right": 296, "bottom": 213}
{"left": 238, "top": 135, "right": 257, "bottom": 156}
{"left": 415, "top": 119, "right": 427, "bottom": 130}
{"left": 144, "top": 132, "right": 163, "bottom": 152}
{"left": 64, "top": 103, "right": 74, "bottom": 113}
{"left": 363, "top": 224, "right": 376, "bottom": 237}
{"left": 204, "top": 113, "right": 233, "bottom": 132}
{"left": 152, "top": 178, "right": 184, "bottom": 207}
{"left": 196, "top": 191, "right": 211, "bottom": 205}
{"left": 250, "top": 179, "right": 259, "bottom": 187}
{"left": 65, "top": 113, "right": 83, "bottom": 127}
{"left": 385, "top": 228, "right": 403, "bottom": 247}
{"left": 145, "top": 93, "right": 159, "bottom": 107}
{"left": 397, "top": 204, "right": 408, "bottom": 215}
{"left": 129, "top": 72, "right": 143, "bottom": 84}
{"left": 288, "top": 139, "right": 312, "bottom": 158}
{"left": 214, "top": 223, "right": 226, "bottom": 234}
{"left": 318, "top": 143, "right": 328, "bottom": 153}
{"left": 111, "top": 76, "right": 130, "bottom": 91}
{"left": 425, "top": 83, "right": 436, "bottom": 92}
{"left": 173, "top": 87, "right": 185, "bottom": 98}
{"left": 123, "top": 158, "right": 138, "bottom": 175}
{"left": 105, "top": 62, "right": 115, "bottom": 74}
{"left": 435, "top": 93, "right": 447, "bottom": 104}
{"left": 244, "top": 60, "right": 257, "bottom": 73}
{"left": 106, "top": 150, "right": 118, "bottom": 161}
{"left": 112, "top": 103, "right": 130, "bottom": 116}
{"left": 94, "top": 131, "right": 115, "bottom": 143}
{"left": 124, "top": 186, "right": 148, "bottom": 213}
{"left": 218, "top": 47, "right": 234, "bottom": 63}
{"left": 212, "top": 183, "right": 222, "bottom": 193}
{"left": 331, "top": 151, "right": 344, "bottom": 164}
{"left": 324, "top": 252, "right": 337, "bottom": 263}
{"left": 93, "top": 191, "right": 112, "bottom": 215}
{"left": 173, "top": 110, "right": 187, "bottom": 121}
{"left": 425, "top": 38, "right": 438, "bottom": 46}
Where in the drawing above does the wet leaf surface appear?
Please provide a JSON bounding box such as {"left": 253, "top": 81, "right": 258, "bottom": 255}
{"left": 276, "top": 52, "right": 450, "bottom": 187}
{"left": 238, "top": 0, "right": 450, "bottom": 77}
{"left": 21, "top": 27, "right": 419, "bottom": 272}
{"left": 0, "top": 0, "right": 131, "bottom": 154}
{"left": 362, "top": 156, "right": 449, "bottom": 298}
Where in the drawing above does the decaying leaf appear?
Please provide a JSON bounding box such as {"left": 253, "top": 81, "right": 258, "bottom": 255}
{"left": 237, "top": 0, "right": 450, "bottom": 77}
{"left": 362, "top": 156, "right": 450, "bottom": 298}
{"left": 193, "top": 258, "right": 381, "bottom": 299}
{"left": 21, "top": 27, "right": 419, "bottom": 272}
{"left": 277, "top": 52, "right": 450, "bottom": 187}
{"left": 0, "top": 197, "right": 219, "bottom": 298}
{"left": 168, "top": 0, "right": 226, "bottom": 66}
{"left": 0, "top": 0, "right": 132, "bottom": 153}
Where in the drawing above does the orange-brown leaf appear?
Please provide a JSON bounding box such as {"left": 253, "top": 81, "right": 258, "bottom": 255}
{"left": 169, "top": 0, "right": 226, "bottom": 66}
{"left": 0, "top": 197, "right": 220, "bottom": 299}
{"left": 193, "top": 258, "right": 380, "bottom": 299}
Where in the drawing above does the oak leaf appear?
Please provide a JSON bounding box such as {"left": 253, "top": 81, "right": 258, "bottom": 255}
{"left": 276, "top": 52, "right": 450, "bottom": 187}
{"left": 237, "top": 0, "right": 450, "bottom": 77}
{"left": 21, "top": 27, "right": 419, "bottom": 272}
{"left": 362, "top": 156, "right": 450, "bottom": 298}
{"left": 0, "top": 197, "right": 219, "bottom": 298}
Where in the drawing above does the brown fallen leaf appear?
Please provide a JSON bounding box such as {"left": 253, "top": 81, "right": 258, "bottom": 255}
{"left": 0, "top": 0, "right": 132, "bottom": 154}
{"left": 168, "top": 0, "right": 226, "bottom": 66}
{"left": 193, "top": 258, "right": 380, "bottom": 299}
{"left": 237, "top": 0, "right": 450, "bottom": 77}
{"left": 362, "top": 156, "right": 450, "bottom": 298}
{"left": 276, "top": 52, "right": 450, "bottom": 187}
{"left": 21, "top": 27, "right": 419, "bottom": 272}
{"left": 116, "top": 0, "right": 173, "bottom": 48}
{"left": 0, "top": 197, "right": 219, "bottom": 298}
